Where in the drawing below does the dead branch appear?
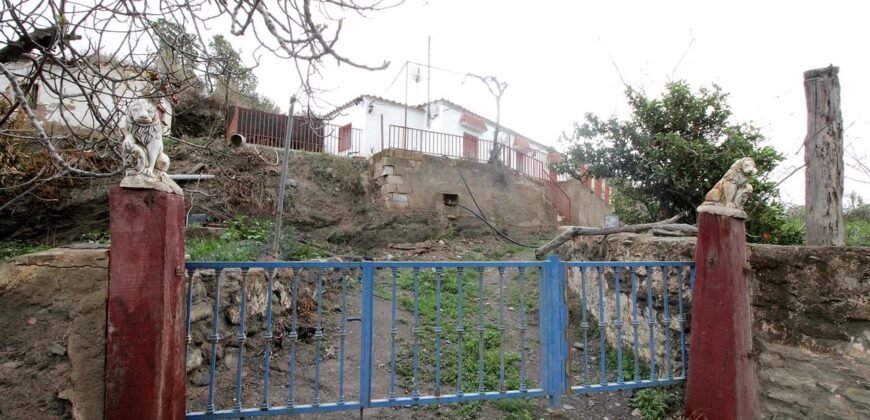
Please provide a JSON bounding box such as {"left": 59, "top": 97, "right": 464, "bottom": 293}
{"left": 534, "top": 213, "right": 687, "bottom": 259}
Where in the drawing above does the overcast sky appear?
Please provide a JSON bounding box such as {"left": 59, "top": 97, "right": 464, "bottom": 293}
{"left": 237, "top": 0, "right": 870, "bottom": 205}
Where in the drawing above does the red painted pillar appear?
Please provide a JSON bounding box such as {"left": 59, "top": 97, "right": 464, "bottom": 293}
{"left": 685, "top": 211, "right": 757, "bottom": 419}
{"left": 106, "top": 187, "right": 186, "bottom": 420}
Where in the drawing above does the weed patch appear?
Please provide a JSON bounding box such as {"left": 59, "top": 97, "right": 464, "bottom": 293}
{"left": 0, "top": 241, "right": 50, "bottom": 262}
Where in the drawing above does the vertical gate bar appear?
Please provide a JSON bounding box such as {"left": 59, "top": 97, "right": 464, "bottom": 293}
{"left": 597, "top": 268, "right": 607, "bottom": 385}
{"left": 412, "top": 268, "right": 421, "bottom": 400}
{"left": 234, "top": 269, "right": 249, "bottom": 412}
{"left": 288, "top": 270, "right": 299, "bottom": 407}
{"left": 456, "top": 267, "right": 465, "bottom": 396}
{"left": 477, "top": 267, "right": 485, "bottom": 394}
{"left": 338, "top": 268, "right": 349, "bottom": 404}
{"left": 646, "top": 266, "right": 657, "bottom": 380}
{"left": 662, "top": 267, "right": 673, "bottom": 380}
{"left": 206, "top": 269, "right": 223, "bottom": 414}
{"left": 389, "top": 268, "right": 398, "bottom": 401}
{"left": 630, "top": 268, "right": 641, "bottom": 382}
{"left": 566, "top": 267, "right": 574, "bottom": 390}
{"left": 435, "top": 268, "right": 443, "bottom": 397}
{"left": 497, "top": 267, "right": 506, "bottom": 393}
{"left": 614, "top": 268, "right": 624, "bottom": 384}
{"left": 543, "top": 256, "right": 566, "bottom": 410}
{"left": 359, "top": 264, "right": 375, "bottom": 408}
{"left": 185, "top": 268, "right": 195, "bottom": 366}
{"left": 313, "top": 269, "right": 324, "bottom": 406}
{"left": 580, "top": 267, "right": 590, "bottom": 386}
{"left": 261, "top": 269, "right": 275, "bottom": 410}
{"left": 677, "top": 268, "right": 687, "bottom": 379}
{"left": 518, "top": 267, "right": 528, "bottom": 392}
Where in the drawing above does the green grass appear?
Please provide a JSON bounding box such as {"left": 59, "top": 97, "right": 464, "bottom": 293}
{"left": 506, "top": 268, "right": 539, "bottom": 313}
{"left": 392, "top": 268, "right": 529, "bottom": 393}
{"left": 493, "top": 398, "right": 536, "bottom": 420}
{"left": 0, "top": 241, "right": 50, "bottom": 262}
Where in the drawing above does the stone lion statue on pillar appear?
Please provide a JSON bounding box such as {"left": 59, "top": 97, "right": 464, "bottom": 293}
{"left": 119, "top": 98, "right": 182, "bottom": 194}
{"left": 698, "top": 157, "right": 758, "bottom": 219}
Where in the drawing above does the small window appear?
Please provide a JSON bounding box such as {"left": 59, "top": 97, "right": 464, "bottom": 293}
{"left": 442, "top": 193, "right": 458, "bottom": 207}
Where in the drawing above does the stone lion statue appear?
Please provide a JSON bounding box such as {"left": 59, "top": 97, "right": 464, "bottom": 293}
{"left": 120, "top": 98, "right": 181, "bottom": 194}
{"left": 702, "top": 157, "right": 757, "bottom": 209}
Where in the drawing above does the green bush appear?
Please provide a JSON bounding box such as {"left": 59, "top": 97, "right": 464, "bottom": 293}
{"left": 846, "top": 220, "right": 870, "bottom": 246}
{"left": 187, "top": 238, "right": 263, "bottom": 261}
{"left": 632, "top": 388, "right": 674, "bottom": 420}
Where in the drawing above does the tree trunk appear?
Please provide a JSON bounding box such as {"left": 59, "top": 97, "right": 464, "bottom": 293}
{"left": 803, "top": 66, "right": 845, "bottom": 246}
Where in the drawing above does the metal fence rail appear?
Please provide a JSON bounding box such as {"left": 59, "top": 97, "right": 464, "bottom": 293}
{"left": 183, "top": 258, "right": 693, "bottom": 418}
{"left": 226, "top": 106, "right": 363, "bottom": 156}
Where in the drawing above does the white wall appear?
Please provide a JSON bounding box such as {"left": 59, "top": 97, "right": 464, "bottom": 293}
{"left": 0, "top": 60, "right": 172, "bottom": 137}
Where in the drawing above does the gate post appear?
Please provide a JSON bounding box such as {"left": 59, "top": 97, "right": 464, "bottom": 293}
{"left": 105, "top": 187, "right": 186, "bottom": 420}
{"left": 685, "top": 209, "right": 757, "bottom": 419}
{"left": 540, "top": 256, "right": 568, "bottom": 411}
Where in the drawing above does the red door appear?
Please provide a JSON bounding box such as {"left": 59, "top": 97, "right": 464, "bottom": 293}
{"left": 515, "top": 150, "right": 526, "bottom": 174}
{"left": 338, "top": 123, "right": 352, "bottom": 153}
{"left": 463, "top": 133, "right": 479, "bottom": 160}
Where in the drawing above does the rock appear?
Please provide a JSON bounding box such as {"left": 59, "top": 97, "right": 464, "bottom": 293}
{"left": 49, "top": 343, "right": 67, "bottom": 356}
{"left": 631, "top": 408, "right": 641, "bottom": 417}
{"left": 563, "top": 404, "right": 574, "bottom": 410}
{"left": 187, "top": 349, "right": 204, "bottom": 372}
{"left": 189, "top": 368, "right": 211, "bottom": 387}
{"left": 573, "top": 341, "right": 584, "bottom": 350}
{"left": 287, "top": 178, "right": 298, "bottom": 188}
{"left": 2, "top": 361, "right": 24, "bottom": 369}
{"left": 223, "top": 351, "right": 238, "bottom": 370}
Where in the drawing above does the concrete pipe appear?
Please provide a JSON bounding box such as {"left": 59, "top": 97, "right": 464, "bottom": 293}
{"left": 229, "top": 133, "right": 246, "bottom": 147}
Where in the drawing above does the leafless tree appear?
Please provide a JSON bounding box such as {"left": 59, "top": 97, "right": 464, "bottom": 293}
{"left": 0, "top": 0, "right": 399, "bottom": 210}
{"left": 465, "top": 73, "right": 508, "bottom": 166}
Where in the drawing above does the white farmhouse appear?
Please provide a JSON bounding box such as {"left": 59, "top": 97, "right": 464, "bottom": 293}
{"left": 0, "top": 55, "right": 173, "bottom": 137}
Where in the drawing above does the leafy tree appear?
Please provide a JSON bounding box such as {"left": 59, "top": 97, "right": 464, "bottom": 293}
{"left": 208, "top": 35, "right": 277, "bottom": 112}
{"left": 555, "top": 81, "right": 802, "bottom": 244}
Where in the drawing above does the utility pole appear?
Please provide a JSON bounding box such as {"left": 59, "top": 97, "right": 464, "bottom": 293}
{"left": 427, "top": 36, "right": 431, "bottom": 128}
{"left": 804, "top": 65, "right": 845, "bottom": 246}
{"left": 272, "top": 96, "right": 297, "bottom": 257}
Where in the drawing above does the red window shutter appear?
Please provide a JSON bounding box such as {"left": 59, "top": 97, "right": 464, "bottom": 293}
{"left": 338, "top": 123, "right": 352, "bottom": 152}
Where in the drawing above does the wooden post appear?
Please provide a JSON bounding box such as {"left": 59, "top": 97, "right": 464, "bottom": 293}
{"left": 804, "top": 66, "right": 845, "bottom": 246}
{"left": 106, "top": 187, "right": 186, "bottom": 420}
{"left": 685, "top": 210, "right": 757, "bottom": 419}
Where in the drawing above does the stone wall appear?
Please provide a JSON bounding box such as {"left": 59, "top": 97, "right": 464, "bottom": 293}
{"left": 0, "top": 247, "right": 108, "bottom": 420}
{"left": 371, "top": 149, "right": 603, "bottom": 236}
{"left": 565, "top": 234, "right": 870, "bottom": 419}
{"left": 557, "top": 178, "right": 614, "bottom": 227}
{"left": 371, "top": 149, "right": 557, "bottom": 234}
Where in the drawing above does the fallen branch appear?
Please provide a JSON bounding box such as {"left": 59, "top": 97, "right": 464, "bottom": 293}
{"left": 534, "top": 213, "right": 687, "bottom": 259}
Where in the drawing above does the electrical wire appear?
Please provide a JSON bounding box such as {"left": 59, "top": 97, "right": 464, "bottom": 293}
{"left": 454, "top": 203, "right": 537, "bottom": 249}
{"left": 443, "top": 156, "right": 538, "bottom": 249}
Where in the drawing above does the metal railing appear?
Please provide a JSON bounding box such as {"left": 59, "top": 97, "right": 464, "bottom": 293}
{"left": 183, "top": 257, "right": 693, "bottom": 418}
{"left": 226, "top": 106, "right": 363, "bottom": 156}
{"left": 386, "top": 125, "right": 573, "bottom": 223}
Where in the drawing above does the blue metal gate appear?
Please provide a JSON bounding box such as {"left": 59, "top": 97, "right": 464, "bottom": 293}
{"left": 183, "top": 257, "right": 693, "bottom": 418}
